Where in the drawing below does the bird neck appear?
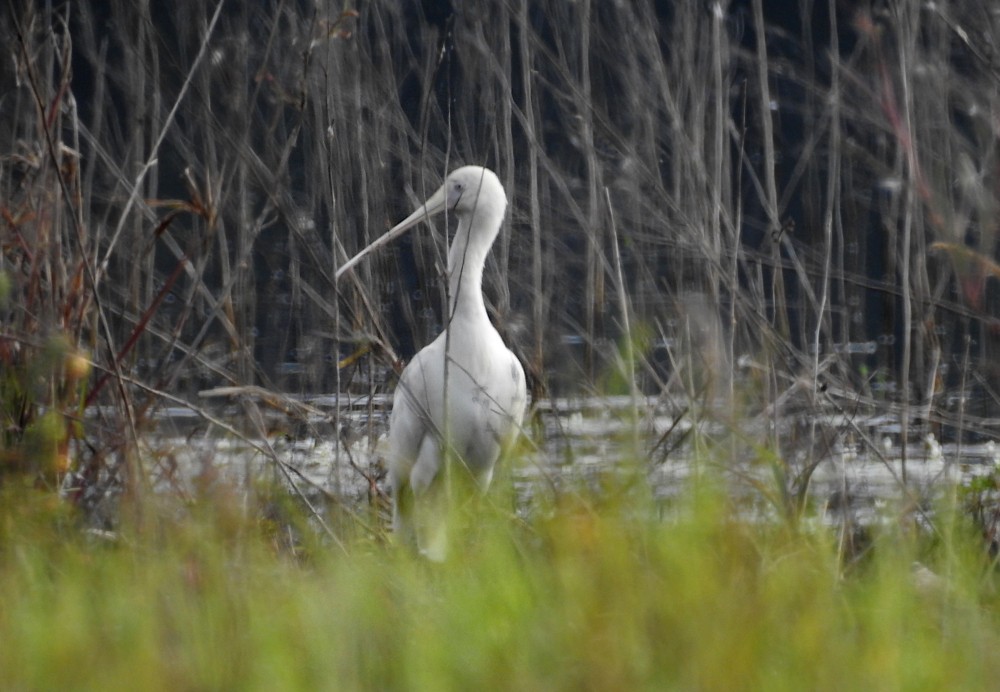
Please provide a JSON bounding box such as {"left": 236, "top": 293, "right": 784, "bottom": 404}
{"left": 447, "top": 208, "right": 502, "bottom": 325}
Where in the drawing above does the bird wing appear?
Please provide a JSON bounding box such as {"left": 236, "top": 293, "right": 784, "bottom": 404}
{"left": 500, "top": 349, "right": 527, "bottom": 440}
{"left": 387, "top": 347, "right": 442, "bottom": 484}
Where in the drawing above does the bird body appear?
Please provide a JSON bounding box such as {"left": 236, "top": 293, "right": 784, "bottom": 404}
{"left": 337, "top": 166, "right": 527, "bottom": 559}
{"left": 391, "top": 312, "right": 524, "bottom": 493}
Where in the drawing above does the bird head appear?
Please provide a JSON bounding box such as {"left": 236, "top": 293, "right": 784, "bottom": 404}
{"left": 435, "top": 166, "right": 507, "bottom": 219}
{"left": 335, "top": 166, "right": 507, "bottom": 281}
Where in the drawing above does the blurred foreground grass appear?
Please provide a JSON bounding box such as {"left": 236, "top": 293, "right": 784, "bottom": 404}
{"left": 2, "top": 476, "right": 999, "bottom": 691}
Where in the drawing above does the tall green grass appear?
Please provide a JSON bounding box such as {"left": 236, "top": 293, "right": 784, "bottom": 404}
{"left": 1, "top": 479, "right": 998, "bottom": 690}
{"left": 4, "top": 2, "right": 1000, "bottom": 688}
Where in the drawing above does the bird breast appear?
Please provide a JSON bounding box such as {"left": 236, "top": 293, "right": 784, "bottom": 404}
{"left": 401, "top": 322, "right": 522, "bottom": 465}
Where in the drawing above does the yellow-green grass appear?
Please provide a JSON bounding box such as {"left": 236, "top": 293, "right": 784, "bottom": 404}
{"left": 1, "top": 477, "right": 998, "bottom": 691}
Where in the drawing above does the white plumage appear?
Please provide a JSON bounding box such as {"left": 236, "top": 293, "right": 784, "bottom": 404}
{"left": 337, "top": 166, "right": 527, "bottom": 559}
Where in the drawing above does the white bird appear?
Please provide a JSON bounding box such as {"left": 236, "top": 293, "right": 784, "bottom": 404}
{"left": 337, "top": 166, "right": 527, "bottom": 560}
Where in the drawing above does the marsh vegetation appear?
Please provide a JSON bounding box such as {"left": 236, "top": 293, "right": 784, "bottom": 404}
{"left": 4, "top": 1, "right": 1000, "bottom": 688}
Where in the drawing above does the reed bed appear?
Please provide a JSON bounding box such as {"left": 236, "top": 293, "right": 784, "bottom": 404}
{"left": 3, "top": 1, "right": 1000, "bottom": 687}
